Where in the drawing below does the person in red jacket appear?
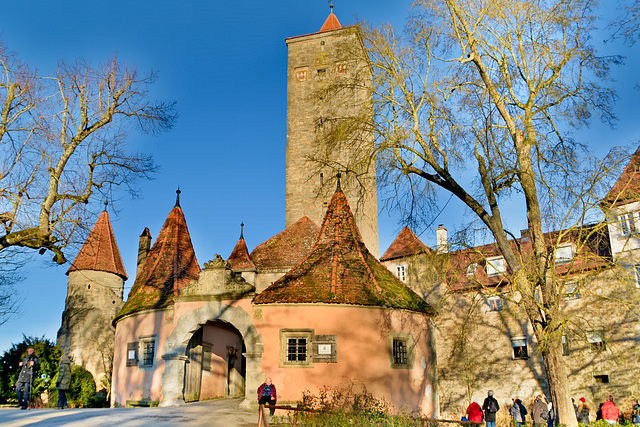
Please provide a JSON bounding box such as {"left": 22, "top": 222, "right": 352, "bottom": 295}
{"left": 601, "top": 395, "right": 620, "bottom": 424}
{"left": 257, "top": 377, "right": 277, "bottom": 415}
{"left": 466, "top": 400, "right": 484, "bottom": 427}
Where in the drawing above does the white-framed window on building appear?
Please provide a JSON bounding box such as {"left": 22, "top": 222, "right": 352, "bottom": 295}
{"left": 466, "top": 263, "right": 477, "bottom": 276}
{"left": 487, "top": 295, "right": 504, "bottom": 311}
{"left": 564, "top": 280, "right": 580, "bottom": 299}
{"left": 280, "top": 329, "right": 313, "bottom": 367}
{"left": 389, "top": 332, "right": 415, "bottom": 369}
{"left": 139, "top": 335, "right": 157, "bottom": 367}
{"left": 511, "top": 337, "right": 528, "bottom": 360}
{"left": 619, "top": 212, "right": 639, "bottom": 236}
{"left": 486, "top": 256, "right": 506, "bottom": 277}
{"left": 587, "top": 330, "right": 605, "bottom": 351}
{"left": 126, "top": 342, "right": 138, "bottom": 367}
{"left": 396, "top": 265, "right": 406, "bottom": 282}
{"left": 562, "top": 335, "right": 570, "bottom": 356}
{"left": 555, "top": 243, "right": 574, "bottom": 264}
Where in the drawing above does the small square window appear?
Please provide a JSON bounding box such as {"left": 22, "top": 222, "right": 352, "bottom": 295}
{"left": 486, "top": 257, "right": 506, "bottom": 277}
{"left": 466, "top": 263, "right": 477, "bottom": 276}
{"left": 280, "top": 329, "right": 313, "bottom": 367}
{"left": 587, "top": 331, "right": 605, "bottom": 351}
{"left": 396, "top": 265, "right": 406, "bottom": 282}
{"left": 287, "top": 337, "right": 308, "bottom": 363}
{"left": 555, "top": 244, "right": 574, "bottom": 264}
{"left": 487, "top": 295, "right": 504, "bottom": 311}
{"left": 389, "top": 332, "right": 414, "bottom": 369}
{"left": 564, "top": 281, "right": 580, "bottom": 299}
{"left": 126, "top": 342, "right": 138, "bottom": 367}
{"left": 594, "top": 374, "right": 609, "bottom": 383}
{"left": 511, "top": 337, "right": 528, "bottom": 360}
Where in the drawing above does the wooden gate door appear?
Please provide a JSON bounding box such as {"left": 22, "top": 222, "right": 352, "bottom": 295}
{"left": 184, "top": 328, "right": 203, "bottom": 403}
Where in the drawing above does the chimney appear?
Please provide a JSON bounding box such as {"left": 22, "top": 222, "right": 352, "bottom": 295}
{"left": 436, "top": 224, "right": 448, "bottom": 253}
{"left": 136, "top": 227, "right": 152, "bottom": 279}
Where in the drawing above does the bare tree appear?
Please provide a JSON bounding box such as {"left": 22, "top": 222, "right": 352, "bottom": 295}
{"left": 314, "top": 1, "right": 635, "bottom": 425}
{"left": 0, "top": 44, "right": 176, "bottom": 264}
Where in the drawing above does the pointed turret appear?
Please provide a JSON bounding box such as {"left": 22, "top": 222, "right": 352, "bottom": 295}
{"left": 380, "top": 226, "right": 431, "bottom": 262}
{"left": 227, "top": 223, "right": 256, "bottom": 270}
{"left": 115, "top": 191, "right": 201, "bottom": 320}
{"left": 67, "top": 209, "right": 128, "bottom": 279}
{"left": 318, "top": 5, "right": 342, "bottom": 33}
{"left": 254, "top": 184, "right": 434, "bottom": 314}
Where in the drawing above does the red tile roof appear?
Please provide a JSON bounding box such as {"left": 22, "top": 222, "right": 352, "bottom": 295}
{"left": 254, "top": 186, "right": 435, "bottom": 315}
{"left": 115, "top": 204, "right": 201, "bottom": 320}
{"left": 227, "top": 237, "right": 256, "bottom": 270}
{"left": 250, "top": 216, "right": 319, "bottom": 271}
{"left": 380, "top": 226, "right": 431, "bottom": 261}
{"left": 67, "top": 210, "right": 128, "bottom": 280}
{"left": 604, "top": 146, "right": 640, "bottom": 207}
{"left": 318, "top": 12, "right": 342, "bottom": 33}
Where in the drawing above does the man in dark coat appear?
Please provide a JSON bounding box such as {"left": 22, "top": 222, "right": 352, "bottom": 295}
{"left": 15, "top": 347, "right": 40, "bottom": 409}
{"left": 483, "top": 390, "right": 500, "bottom": 427}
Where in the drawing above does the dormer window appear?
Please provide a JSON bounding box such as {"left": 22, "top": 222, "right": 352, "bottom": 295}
{"left": 486, "top": 256, "right": 506, "bottom": 277}
{"left": 619, "top": 212, "right": 639, "bottom": 236}
{"left": 555, "top": 243, "right": 574, "bottom": 264}
{"left": 466, "top": 263, "right": 477, "bottom": 276}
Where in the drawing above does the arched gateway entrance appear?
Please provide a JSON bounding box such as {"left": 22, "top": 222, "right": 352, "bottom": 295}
{"left": 160, "top": 301, "right": 264, "bottom": 406}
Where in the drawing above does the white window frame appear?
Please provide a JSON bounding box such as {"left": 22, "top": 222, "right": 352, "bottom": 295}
{"left": 466, "top": 263, "right": 477, "bottom": 276}
{"left": 396, "top": 265, "right": 407, "bottom": 282}
{"left": 555, "top": 243, "right": 574, "bottom": 265}
{"left": 619, "top": 212, "right": 639, "bottom": 236}
{"left": 564, "top": 280, "right": 580, "bottom": 299}
{"left": 587, "top": 330, "right": 605, "bottom": 351}
{"left": 487, "top": 295, "right": 504, "bottom": 311}
{"left": 486, "top": 256, "right": 506, "bottom": 277}
{"left": 562, "top": 335, "right": 570, "bottom": 356}
{"left": 511, "top": 337, "right": 528, "bottom": 360}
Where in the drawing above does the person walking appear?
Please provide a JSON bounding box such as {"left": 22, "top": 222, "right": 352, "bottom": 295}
{"left": 482, "top": 390, "right": 500, "bottom": 427}
{"left": 532, "top": 395, "right": 549, "bottom": 427}
{"left": 601, "top": 396, "right": 620, "bottom": 425}
{"left": 55, "top": 354, "right": 72, "bottom": 409}
{"left": 257, "top": 377, "right": 277, "bottom": 416}
{"left": 511, "top": 398, "right": 524, "bottom": 427}
{"left": 631, "top": 399, "right": 640, "bottom": 427}
{"left": 466, "top": 400, "right": 484, "bottom": 427}
{"left": 577, "top": 397, "right": 590, "bottom": 424}
{"left": 15, "top": 347, "right": 40, "bottom": 410}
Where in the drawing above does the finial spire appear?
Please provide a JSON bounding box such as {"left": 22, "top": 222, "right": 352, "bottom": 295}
{"left": 175, "top": 187, "right": 181, "bottom": 207}
{"left": 103, "top": 200, "right": 108, "bottom": 212}
{"left": 240, "top": 222, "right": 245, "bottom": 240}
{"left": 329, "top": 0, "right": 334, "bottom": 14}
{"left": 336, "top": 173, "right": 342, "bottom": 192}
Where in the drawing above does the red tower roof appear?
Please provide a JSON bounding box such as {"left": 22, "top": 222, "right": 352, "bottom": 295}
{"left": 380, "top": 226, "right": 431, "bottom": 261}
{"left": 604, "top": 146, "right": 640, "bottom": 207}
{"left": 227, "top": 236, "right": 256, "bottom": 270}
{"left": 67, "top": 210, "right": 128, "bottom": 280}
{"left": 116, "top": 202, "right": 201, "bottom": 320}
{"left": 318, "top": 11, "right": 342, "bottom": 33}
{"left": 254, "top": 185, "right": 434, "bottom": 314}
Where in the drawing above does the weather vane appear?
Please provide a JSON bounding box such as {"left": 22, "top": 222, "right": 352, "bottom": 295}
{"left": 329, "top": 0, "right": 334, "bottom": 13}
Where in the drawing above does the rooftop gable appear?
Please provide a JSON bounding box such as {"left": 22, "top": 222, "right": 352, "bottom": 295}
{"left": 67, "top": 210, "right": 128, "bottom": 280}
{"left": 254, "top": 184, "right": 434, "bottom": 315}
{"left": 380, "top": 226, "right": 431, "bottom": 261}
{"left": 604, "top": 146, "right": 640, "bottom": 208}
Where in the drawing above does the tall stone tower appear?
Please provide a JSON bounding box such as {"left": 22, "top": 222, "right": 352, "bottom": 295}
{"left": 285, "top": 7, "right": 379, "bottom": 257}
{"left": 57, "top": 205, "right": 128, "bottom": 389}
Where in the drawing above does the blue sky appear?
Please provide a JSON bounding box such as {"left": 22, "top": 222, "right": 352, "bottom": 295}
{"left": 0, "top": 1, "right": 638, "bottom": 354}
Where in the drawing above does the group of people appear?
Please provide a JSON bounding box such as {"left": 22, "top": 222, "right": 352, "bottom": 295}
{"left": 13, "top": 347, "right": 72, "bottom": 410}
{"left": 466, "top": 391, "right": 640, "bottom": 426}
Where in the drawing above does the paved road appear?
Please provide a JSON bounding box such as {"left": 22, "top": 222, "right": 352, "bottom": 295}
{"left": 0, "top": 398, "right": 262, "bottom": 426}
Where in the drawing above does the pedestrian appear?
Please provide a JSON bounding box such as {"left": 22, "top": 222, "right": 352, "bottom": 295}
{"left": 511, "top": 398, "right": 524, "bottom": 427}
{"left": 257, "top": 377, "right": 277, "bottom": 416}
{"left": 577, "top": 397, "right": 590, "bottom": 424}
{"left": 517, "top": 398, "right": 528, "bottom": 424}
{"left": 548, "top": 401, "right": 555, "bottom": 427}
{"left": 15, "top": 347, "right": 40, "bottom": 410}
{"left": 532, "top": 395, "right": 549, "bottom": 427}
{"left": 55, "top": 354, "right": 72, "bottom": 409}
{"left": 466, "top": 400, "right": 484, "bottom": 427}
{"left": 601, "top": 396, "right": 620, "bottom": 425}
{"left": 482, "top": 390, "right": 500, "bottom": 427}
{"left": 631, "top": 399, "right": 640, "bottom": 427}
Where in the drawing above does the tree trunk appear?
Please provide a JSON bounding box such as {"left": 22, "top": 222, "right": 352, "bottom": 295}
{"left": 540, "top": 331, "right": 578, "bottom": 427}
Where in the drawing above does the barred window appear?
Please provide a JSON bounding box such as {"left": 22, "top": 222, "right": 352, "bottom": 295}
{"left": 141, "top": 340, "right": 155, "bottom": 366}
{"left": 393, "top": 339, "right": 408, "bottom": 365}
{"left": 389, "top": 332, "right": 414, "bottom": 369}
{"left": 287, "top": 337, "right": 308, "bottom": 363}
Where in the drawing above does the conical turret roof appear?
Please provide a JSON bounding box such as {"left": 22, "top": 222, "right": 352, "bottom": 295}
{"left": 254, "top": 184, "right": 434, "bottom": 314}
{"left": 67, "top": 210, "right": 128, "bottom": 280}
{"left": 318, "top": 10, "right": 342, "bottom": 33}
{"left": 116, "top": 198, "right": 201, "bottom": 320}
{"left": 227, "top": 227, "right": 256, "bottom": 270}
{"left": 380, "top": 226, "right": 431, "bottom": 261}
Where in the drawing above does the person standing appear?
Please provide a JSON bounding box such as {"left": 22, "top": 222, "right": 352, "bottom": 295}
{"left": 55, "top": 354, "right": 72, "bottom": 409}
{"left": 15, "top": 347, "right": 40, "bottom": 410}
{"left": 467, "top": 400, "right": 484, "bottom": 427}
{"left": 257, "top": 377, "right": 277, "bottom": 416}
{"left": 532, "top": 395, "right": 549, "bottom": 427}
{"left": 482, "top": 390, "right": 500, "bottom": 427}
{"left": 517, "top": 399, "right": 528, "bottom": 425}
{"left": 631, "top": 399, "right": 640, "bottom": 427}
{"left": 511, "top": 398, "right": 524, "bottom": 427}
{"left": 577, "top": 397, "right": 591, "bottom": 424}
{"left": 601, "top": 396, "right": 620, "bottom": 425}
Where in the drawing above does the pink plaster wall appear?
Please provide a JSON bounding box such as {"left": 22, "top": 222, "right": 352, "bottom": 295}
{"left": 254, "top": 305, "right": 435, "bottom": 416}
